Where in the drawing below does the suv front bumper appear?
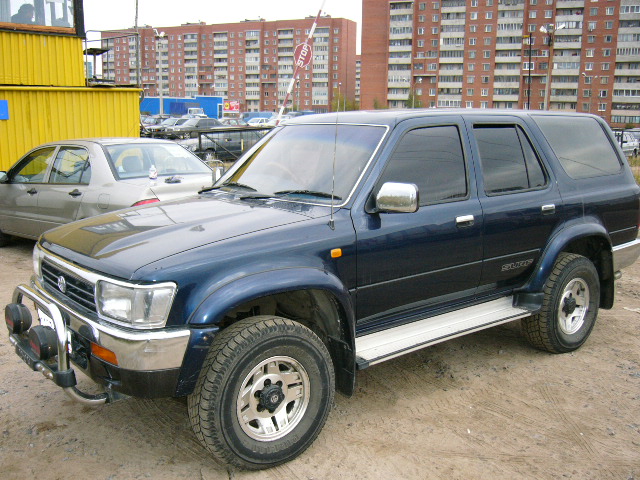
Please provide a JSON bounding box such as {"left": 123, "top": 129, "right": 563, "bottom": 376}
{"left": 7, "top": 280, "right": 190, "bottom": 404}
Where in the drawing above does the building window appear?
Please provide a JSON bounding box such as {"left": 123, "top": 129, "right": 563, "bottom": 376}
{"left": 604, "top": 21, "right": 613, "bottom": 29}
{"left": 605, "top": 7, "right": 614, "bottom": 15}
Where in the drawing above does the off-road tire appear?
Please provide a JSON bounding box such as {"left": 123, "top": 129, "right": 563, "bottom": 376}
{"left": 522, "top": 253, "right": 600, "bottom": 353}
{"left": 188, "top": 315, "right": 335, "bottom": 470}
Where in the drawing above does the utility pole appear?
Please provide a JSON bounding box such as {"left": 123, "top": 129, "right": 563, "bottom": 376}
{"left": 541, "top": 23, "right": 565, "bottom": 110}
{"left": 154, "top": 29, "right": 166, "bottom": 115}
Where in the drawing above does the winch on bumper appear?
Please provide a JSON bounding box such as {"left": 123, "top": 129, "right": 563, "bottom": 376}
{"left": 5, "top": 281, "right": 190, "bottom": 405}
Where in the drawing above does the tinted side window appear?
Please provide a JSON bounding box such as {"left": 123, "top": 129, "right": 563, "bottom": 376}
{"left": 533, "top": 115, "right": 621, "bottom": 179}
{"left": 50, "top": 147, "right": 91, "bottom": 185}
{"left": 474, "top": 125, "right": 546, "bottom": 194}
{"left": 379, "top": 125, "right": 467, "bottom": 205}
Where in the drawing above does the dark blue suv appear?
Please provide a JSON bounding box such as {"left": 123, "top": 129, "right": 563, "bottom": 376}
{"left": 6, "top": 110, "right": 640, "bottom": 469}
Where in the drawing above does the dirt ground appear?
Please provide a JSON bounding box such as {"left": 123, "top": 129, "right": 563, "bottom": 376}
{"left": 0, "top": 237, "right": 638, "bottom": 480}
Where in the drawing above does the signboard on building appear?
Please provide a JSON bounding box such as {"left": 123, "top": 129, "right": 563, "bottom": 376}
{"left": 224, "top": 100, "right": 240, "bottom": 112}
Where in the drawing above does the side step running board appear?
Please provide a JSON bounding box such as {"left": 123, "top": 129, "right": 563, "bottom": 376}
{"left": 355, "top": 297, "right": 531, "bottom": 369}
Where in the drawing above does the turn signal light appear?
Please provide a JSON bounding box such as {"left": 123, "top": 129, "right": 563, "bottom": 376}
{"left": 90, "top": 342, "right": 118, "bottom": 366}
{"left": 5, "top": 303, "right": 32, "bottom": 334}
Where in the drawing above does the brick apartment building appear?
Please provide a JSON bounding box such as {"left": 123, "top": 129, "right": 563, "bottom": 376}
{"left": 101, "top": 16, "right": 357, "bottom": 114}
{"left": 360, "top": 0, "right": 640, "bottom": 127}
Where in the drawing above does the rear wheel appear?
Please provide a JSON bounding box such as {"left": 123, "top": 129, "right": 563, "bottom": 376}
{"left": 188, "top": 316, "right": 335, "bottom": 470}
{"left": 522, "top": 253, "right": 600, "bottom": 353}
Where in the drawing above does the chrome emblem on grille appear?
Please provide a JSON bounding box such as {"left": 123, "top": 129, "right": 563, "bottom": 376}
{"left": 57, "top": 275, "right": 67, "bottom": 293}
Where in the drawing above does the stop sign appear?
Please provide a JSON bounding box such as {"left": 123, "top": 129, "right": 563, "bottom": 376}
{"left": 294, "top": 43, "right": 312, "bottom": 68}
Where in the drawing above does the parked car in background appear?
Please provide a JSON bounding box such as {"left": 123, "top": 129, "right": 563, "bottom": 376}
{"left": 141, "top": 114, "right": 170, "bottom": 126}
{"left": 220, "top": 118, "right": 248, "bottom": 126}
{"left": 143, "top": 117, "right": 189, "bottom": 136}
{"left": 164, "top": 117, "right": 224, "bottom": 138}
{"left": 247, "top": 117, "right": 271, "bottom": 126}
{"left": 185, "top": 107, "right": 207, "bottom": 118}
{"left": 0, "top": 138, "right": 213, "bottom": 246}
{"left": 620, "top": 132, "right": 639, "bottom": 157}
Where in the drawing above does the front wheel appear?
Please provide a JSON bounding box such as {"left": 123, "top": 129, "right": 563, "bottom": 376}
{"left": 188, "top": 316, "right": 335, "bottom": 470}
{"left": 522, "top": 253, "right": 600, "bottom": 353}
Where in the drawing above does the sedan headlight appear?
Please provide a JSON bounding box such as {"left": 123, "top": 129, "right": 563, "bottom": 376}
{"left": 96, "top": 280, "right": 176, "bottom": 329}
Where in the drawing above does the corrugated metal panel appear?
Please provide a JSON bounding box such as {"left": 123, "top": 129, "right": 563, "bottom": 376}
{"left": 0, "top": 32, "right": 85, "bottom": 86}
{"left": 0, "top": 87, "right": 140, "bottom": 170}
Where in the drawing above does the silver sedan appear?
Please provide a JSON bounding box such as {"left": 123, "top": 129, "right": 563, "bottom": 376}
{"left": 0, "top": 138, "right": 214, "bottom": 246}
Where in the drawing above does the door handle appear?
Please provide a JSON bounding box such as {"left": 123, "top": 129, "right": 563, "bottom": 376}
{"left": 456, "top": 215, "right": 475, "bottom": 227}
{"left": 68, "top": 189, "right": 82, "bottom": 198}
{"left": 541, "top": 204, "right": 555, "bottom": 215}
{"left": 27, "top": 188, "right": 37, "bottom": 195}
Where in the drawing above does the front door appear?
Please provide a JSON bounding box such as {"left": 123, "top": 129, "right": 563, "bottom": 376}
{"left": 0, "top": 146, "right": 56, "bottom": 239}
{"left": 354, "top": 117, "right": 483, "bottom": 326}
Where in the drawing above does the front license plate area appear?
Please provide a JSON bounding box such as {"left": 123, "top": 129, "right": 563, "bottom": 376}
{"left": 37, "top": 308, "right": 55, "bottom": 329}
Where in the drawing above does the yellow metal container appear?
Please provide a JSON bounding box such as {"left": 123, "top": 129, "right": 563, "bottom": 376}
{"left": 0, "top": 86, "right": 140, "bottom": 170}
{"left": 0, "top": 31, "right": 85, "bottom": 86}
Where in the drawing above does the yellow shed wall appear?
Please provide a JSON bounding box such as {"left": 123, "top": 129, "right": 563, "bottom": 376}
{"left": 0, "top": 32, "right": 85, "bottom": 86}
{"left": 0, "top": 87, "right": 141, "bottom": 171}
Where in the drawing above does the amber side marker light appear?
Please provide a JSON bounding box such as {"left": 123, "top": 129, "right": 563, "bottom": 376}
{"left": 331, "top": 248, "right": 342, "bottom": 258}
{"left": 91, "top": 342, "right": 118, "bottom": 366}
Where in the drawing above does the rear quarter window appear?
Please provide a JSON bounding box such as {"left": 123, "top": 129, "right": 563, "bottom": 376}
{"left": 532, "top": 115, "right": 622, "bottom": 179}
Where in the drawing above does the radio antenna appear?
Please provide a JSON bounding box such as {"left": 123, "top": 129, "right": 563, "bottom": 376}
{"left": 329, "top": 108, "right": 338, "bottom": 230}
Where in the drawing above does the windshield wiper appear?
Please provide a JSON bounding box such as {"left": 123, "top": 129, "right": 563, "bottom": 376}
{"left": 274, "top": 190, "right": 342, "bottom": 200}
{"left": 200, "top": 181, "right": 257, "bottom": 193}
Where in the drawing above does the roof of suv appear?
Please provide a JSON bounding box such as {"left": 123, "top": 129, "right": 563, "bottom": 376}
{"left": 286, "top": 109, "right": 601, "bottom": 128}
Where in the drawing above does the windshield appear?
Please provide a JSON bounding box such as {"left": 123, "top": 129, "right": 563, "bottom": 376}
{"left": 160, "top": 118, "right": 179, "bottom": 126}
{"left": 105, "top": 143, "right": 212, "bottom": 179}
{"left": 218, "top": 124, "right": 386, "bottom": 203}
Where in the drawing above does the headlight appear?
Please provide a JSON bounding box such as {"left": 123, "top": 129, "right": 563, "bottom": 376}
{"left": 96, "top": 280, "right": 176, "bottom": 329}
{"left": 32, "top": 245, "right": 44, "bottom": 280}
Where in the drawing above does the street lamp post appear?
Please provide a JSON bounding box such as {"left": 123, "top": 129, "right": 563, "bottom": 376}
{"left": 523, "top": 34, "right": 533, "bottom": 109}
{"left": 540, "top": 23, "right": 565, "bottom": 111}
{"left": 154, "top": 29, "right": 166, "bottom": 115}
{"left": 581, "top": 72, "right": 598, "bottom": 113}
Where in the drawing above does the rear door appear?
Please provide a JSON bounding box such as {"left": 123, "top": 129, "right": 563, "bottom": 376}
{"left": 465, "top": 115, "right": 565, "bottom": 294}
{"left": 354, "top": 116, "right": 483, "bottom": 325}
{"left": 35, "top": 146, "right": 92, "bottom": 231}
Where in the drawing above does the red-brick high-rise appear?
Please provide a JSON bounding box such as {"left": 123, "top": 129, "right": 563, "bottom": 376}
{"left": 102, "top": 16, "right": 357, "bottom": 114}
{"left": 361, "top": 0, "right": 640, "bottom": 127}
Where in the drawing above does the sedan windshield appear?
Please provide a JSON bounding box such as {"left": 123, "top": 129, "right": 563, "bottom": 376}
{"left": 105, "top": 143, "right": 212, "bottom": 179}
{"left": 219, "top": 124, "right": 386, "bottom": 203}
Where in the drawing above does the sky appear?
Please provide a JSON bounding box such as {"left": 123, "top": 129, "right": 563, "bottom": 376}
{"left": 83, "top": 0, "right": 362, "bottom": 50}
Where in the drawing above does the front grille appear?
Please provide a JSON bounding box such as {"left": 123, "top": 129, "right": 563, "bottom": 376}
{"left": 42, "top": 260, "right": 96, "bottom": 313}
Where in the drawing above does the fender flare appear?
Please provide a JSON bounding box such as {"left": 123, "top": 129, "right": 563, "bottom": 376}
{"left": 176, "top": 267, "right": 357, "bottom": 397}
{"left": 520, "top": 221, "right": 612, "bottom": 294}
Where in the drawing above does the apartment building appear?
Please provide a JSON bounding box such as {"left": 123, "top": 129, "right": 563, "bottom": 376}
{"left": 101, "top": 16, "right": 357, "bottom": 114}
{"left": 361, "top": 0, "right": 640, "bottom": 127}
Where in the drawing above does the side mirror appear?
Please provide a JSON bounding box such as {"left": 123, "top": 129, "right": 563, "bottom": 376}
{"left": 375, "top": 182, "right": 419, "bottom": 213}
{"left": 0, "top": 171, "right": 7, "bottom": 183}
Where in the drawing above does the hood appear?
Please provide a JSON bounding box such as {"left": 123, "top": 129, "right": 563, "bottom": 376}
{"left": 119, "top": 174, "right": 214, "bottom": 202}
{"left": 41, "top": 193, "right": 322, "bottom": 279}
